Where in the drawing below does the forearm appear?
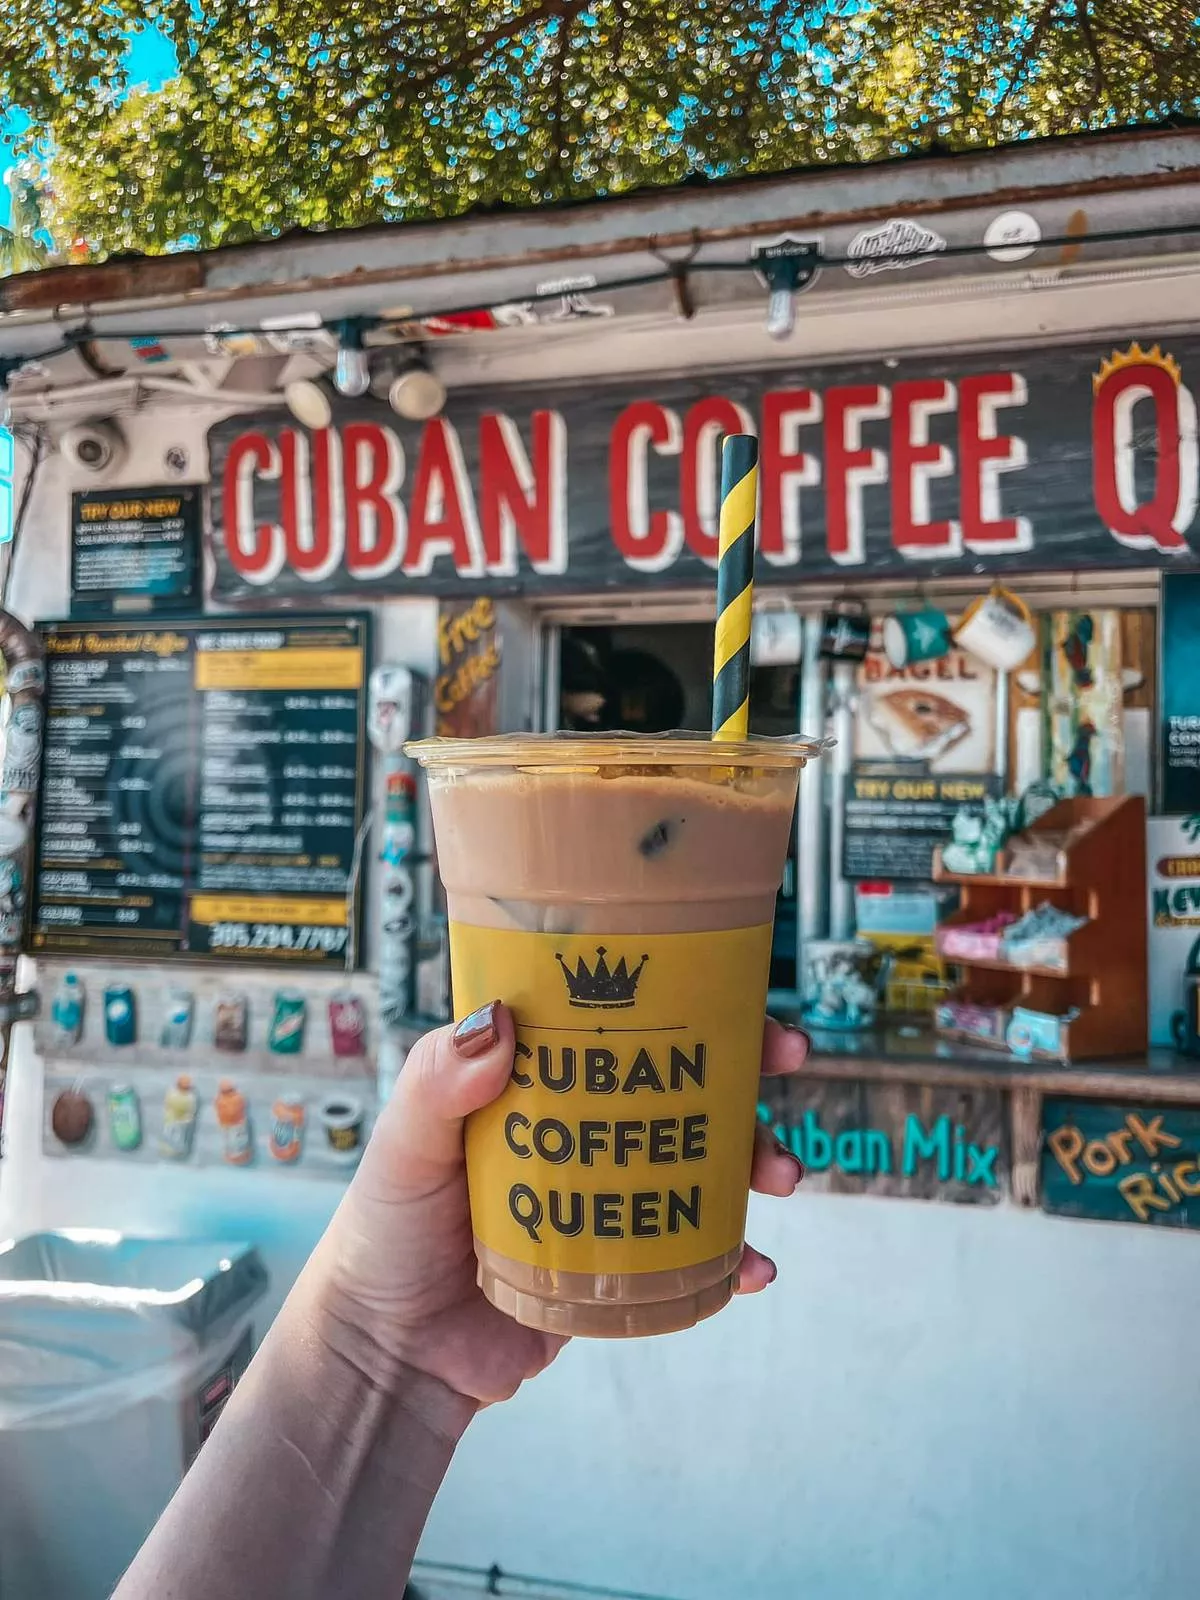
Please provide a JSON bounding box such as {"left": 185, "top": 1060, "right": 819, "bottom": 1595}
{"left": 114, "top": 1265, "right": 476, "bottom": 1600}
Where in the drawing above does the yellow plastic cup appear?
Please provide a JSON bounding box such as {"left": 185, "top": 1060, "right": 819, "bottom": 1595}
{"left": 407, "top": 732, "right": 824, "bottom": 1338}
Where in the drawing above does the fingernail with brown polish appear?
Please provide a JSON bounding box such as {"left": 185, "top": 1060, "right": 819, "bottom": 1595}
{"left": 453, "top": 1001, "right": 499, "bottom": 1058}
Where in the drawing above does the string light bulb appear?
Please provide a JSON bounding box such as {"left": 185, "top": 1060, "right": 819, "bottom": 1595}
{"left": 333, "top": 319, "right": 370, "bottom": 398}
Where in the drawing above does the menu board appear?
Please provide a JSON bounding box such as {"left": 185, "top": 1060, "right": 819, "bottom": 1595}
{"left": 31, "top": 616, "right": 368, "bottom": 965}
{"left": 844, "top": 768, "right": 1002, "bottom": 880}
{"left": 1161, "top": 573, "right": 1200, "bottom": 813}
{"left": 71, "top": 487, "right": 201, "bottom": 616}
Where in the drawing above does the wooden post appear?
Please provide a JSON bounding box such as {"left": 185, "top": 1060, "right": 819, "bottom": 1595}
{"left": 1010, "top": 1086, "right": 1044, "bottom": 1208}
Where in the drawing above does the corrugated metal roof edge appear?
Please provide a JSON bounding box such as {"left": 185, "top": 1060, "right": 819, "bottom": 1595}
{"left": 2, "top": 119, "right": 1199, "bottom": 318}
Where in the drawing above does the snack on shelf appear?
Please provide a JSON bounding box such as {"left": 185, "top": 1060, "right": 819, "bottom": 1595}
{"left": 936, "top": 912, "right": 1018, "bottom": 963}
{"left": 934, "top": 999, "right": 1010, "bottom": 1047}
{"left": 1000, "top": 902, "right": 1088, "bottom": 970}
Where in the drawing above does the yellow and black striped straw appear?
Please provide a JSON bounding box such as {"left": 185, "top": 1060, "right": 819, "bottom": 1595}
{"left": 712, "top": 433, "right": 758, "bottom": 742}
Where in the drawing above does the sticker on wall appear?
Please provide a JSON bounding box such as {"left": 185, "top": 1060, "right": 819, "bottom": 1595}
{"left": 203, "top": 324, "right": 263, "bottom": 358}
{"left": 983, "top": 210, "right": 1042, "bottom": 263}
{"left": 129, "top": 336, "right": 170, "bottom": 364}
{"left": 260, "top": 311, "right": 337, "bottom": 355}
{"left": 534, "top": 272, "right": 614, "bottom": 320}
{"left": 845, "top": 219, "right": 947, "bottom": 278}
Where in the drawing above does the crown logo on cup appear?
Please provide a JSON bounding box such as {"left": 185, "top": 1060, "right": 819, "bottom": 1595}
{"left": 555, "top": 947, "right": 649, "bottom": 1009}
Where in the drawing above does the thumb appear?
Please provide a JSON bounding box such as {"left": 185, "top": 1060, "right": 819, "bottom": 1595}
{"left": 368, "top": 1001, "right": 514, "bottom": 1186}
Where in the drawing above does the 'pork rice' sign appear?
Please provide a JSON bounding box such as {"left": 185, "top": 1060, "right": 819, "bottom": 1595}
{"left": 207, "top": 338, "right": 1200, "bottom": 600}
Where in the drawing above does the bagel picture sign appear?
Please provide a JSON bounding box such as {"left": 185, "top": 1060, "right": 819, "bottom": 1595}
{"left": 209, "top": 338, "right": 1200, "bottom": 601}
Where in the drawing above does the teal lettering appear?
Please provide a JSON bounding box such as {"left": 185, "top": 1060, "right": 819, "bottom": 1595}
{"left": 835, "top": 1129, "right": 865, "bottom": 1174}
{"left": 903, "top": 1114, "right": 951, "bottom": 1178}
{"left": 953, "top": 1124, "right": 967, "bottom": 1182}
{"left": 803, "top": 1110, "right": 832, "bottom": 1171}
{"left": 865, "top": 1129, "right": 892, "bottom": 1175}
{"left": 967, "top": 1144, "right": 999, "bottom": 1186}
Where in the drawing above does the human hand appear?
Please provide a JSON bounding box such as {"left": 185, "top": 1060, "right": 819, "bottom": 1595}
{"left": 306, "top": 1003, "right": 809, "bottom": 1410}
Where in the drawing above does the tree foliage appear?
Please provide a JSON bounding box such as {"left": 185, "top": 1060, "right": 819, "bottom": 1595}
{"left": 0, "top": 166, "right": 48, "bottom": 275}
{"left": 1, "top": 0, "right": 1197, "bottom": 261}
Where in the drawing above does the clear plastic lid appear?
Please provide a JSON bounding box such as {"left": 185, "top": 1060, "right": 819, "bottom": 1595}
{"left": 406, "top": 730, "right": 832, "bottom": 771}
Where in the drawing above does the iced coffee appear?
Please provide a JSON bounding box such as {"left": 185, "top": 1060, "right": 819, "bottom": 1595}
{"left": 407, "top": 733, "right": 821, "bottom": 1338}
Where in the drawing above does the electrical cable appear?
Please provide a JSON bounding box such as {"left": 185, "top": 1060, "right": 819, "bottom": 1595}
{"left": 1, "top": 213, "right": 1200, "bottom": 376}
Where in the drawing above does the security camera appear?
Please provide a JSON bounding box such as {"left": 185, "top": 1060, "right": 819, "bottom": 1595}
{"left": 61, "top": 419, "right": 126, "bottom": 475}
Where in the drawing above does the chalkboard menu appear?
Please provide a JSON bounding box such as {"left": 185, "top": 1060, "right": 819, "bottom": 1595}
{"left": 71, "top": 487, "right": 201, "bottom": 616}
{"left": 1161, "top": 573, "right": 1200, "bottom": 814}
{"left": 31, "top": 616, "right": 368, "bottom": 965}
{"left": 844, "top": 768, "right": 1002, "bottom": 880}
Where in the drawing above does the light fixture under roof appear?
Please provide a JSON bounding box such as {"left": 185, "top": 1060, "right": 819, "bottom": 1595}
{"left": 388, "top": 365, "right": 447, "bottom": 422}
{"left": 333, "top": 319, "right": 371, "bottom": 399}
{"left": 284, "top": 378, "right": 334, "bottom": 430}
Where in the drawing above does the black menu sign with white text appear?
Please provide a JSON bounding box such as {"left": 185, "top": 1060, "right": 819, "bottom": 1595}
{"left": 70, "top": 487, "right": 201, "bottom": 616}
{"left": 32, "top": 616, "right": 368, "bottom": 964}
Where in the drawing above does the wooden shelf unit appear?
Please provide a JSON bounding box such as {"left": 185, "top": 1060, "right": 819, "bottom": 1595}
{"left": 932, "top": 795, "right": 1147, "bottom": 1062}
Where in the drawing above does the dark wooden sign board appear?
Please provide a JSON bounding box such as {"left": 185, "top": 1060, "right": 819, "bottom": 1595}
{"left": 1042, "top": 1096, "right": 1200, "bottom": 1230}
{"left": 759, "top": 1075, "right": 1006, "bottom": 1205}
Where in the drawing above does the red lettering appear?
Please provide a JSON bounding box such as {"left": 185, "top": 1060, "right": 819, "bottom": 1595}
{"left": 891, "top": 379, "right": 960, "bottom": 557}
{"left": 824, "top": 385, "right": 889, "bottom": 565}
{"left": 293, "top": 427, "right": 343, "bottom": 581}
{"left": 404, "top": 418, "right": 483, "bottom": 577}
{"left": 283, "top": 429, "right": 343, "bottom": 581}
{"left": 1092, "top": 362, "right": 1196, "bottom": 552}
{"left": 609, "top": 402, "right": 683, "bottom": 572}
{"left": 478, "top": 410, "right": 566, "bottom": 575}
{"left": 343, "top": 422, "right": 405, "bottom": 578}
{"left": 959, "top": 373, "right": 1031, "bottom": 551}
{"left": 680, "top": 396, "right": 753, "bottom": 563}
{"left": 222, "top": 431, "right": 284, "bottom": 583}
{"left": 759, "top": 388, "right": 821, "bottom": 566}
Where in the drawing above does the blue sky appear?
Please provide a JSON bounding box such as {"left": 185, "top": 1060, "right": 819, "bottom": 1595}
{"left": 1, "top": 25, "right": 175, "bottom": 230}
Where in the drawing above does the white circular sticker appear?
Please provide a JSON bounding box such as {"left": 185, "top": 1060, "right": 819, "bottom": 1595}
{"left": 984, "top": 211, "right": 1042, "bottom": 263}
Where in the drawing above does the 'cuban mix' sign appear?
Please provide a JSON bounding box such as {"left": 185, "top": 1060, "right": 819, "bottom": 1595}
{"left": 208, "top": 337, "right": 1200, "bottom": 599}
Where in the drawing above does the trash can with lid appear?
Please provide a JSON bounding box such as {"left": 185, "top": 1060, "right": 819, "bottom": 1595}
{"left": 0, "top": 1230, "right": 268, "bottom": 1600}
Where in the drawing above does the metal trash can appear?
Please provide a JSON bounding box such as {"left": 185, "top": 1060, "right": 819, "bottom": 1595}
{"left": 0, "top": 1230, "right": 268, "bottom": 1600}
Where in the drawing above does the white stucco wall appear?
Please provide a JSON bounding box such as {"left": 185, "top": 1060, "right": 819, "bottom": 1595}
{"left": 426, "top": 1189, "right": 1200, "bottom": 1600}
